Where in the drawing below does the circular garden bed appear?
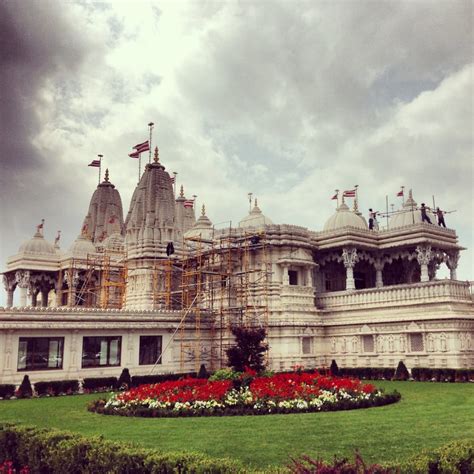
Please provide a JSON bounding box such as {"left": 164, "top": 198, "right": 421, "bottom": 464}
{"left": 89, "top": 370, "right": 400, "bottom": 417}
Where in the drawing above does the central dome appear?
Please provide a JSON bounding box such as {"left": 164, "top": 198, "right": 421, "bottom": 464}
{"left": 239, "top": 200, "right": 273, "bottom": 229}
{"left": 323, "top": 201, "right": 368, "bottom": 231}
{"left": 19, "top": 232, "right": 57, "bottom": 256}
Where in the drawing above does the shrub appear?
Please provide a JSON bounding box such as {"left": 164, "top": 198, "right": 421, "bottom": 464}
{"left": 329, "top": 360, "right": 339, "bottom": 376}
{"left": 130, "top": 372, "right": 196, "bottom": 387}
{"left": 117, "top": 369, "right": 131, "bottom": 390}
{"left": 16, "top": 375, "right": 32, "bottom": 399}
{"left": 394, "top": 361, "right": 409, "bottom": 381}
{"left": 209, "top": 368, "right": 242, "bottom": 381}
{"left": 0, "top": 385, "right": 15, "bottom": 399}
{"left": 197, "top": 364, "right": 209, "bottom": 379}
{"left": 82, "top": 377, "right": 117, "bottom": 392}
{"left": 226, "top": 325, "right": 268, "bottom": 372}
{"left": 0, "top": 424, "right": 243, "bottom": 473}
{"left": 34, "top": 380, "right": 79, "bottom": 396}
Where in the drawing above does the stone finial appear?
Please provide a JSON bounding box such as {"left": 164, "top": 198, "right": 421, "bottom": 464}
{"left": 154, "top": 146, "right": 159, "bottom": 163}
{"left": 180, "top": 185, "right": 184, "bottom": 197}
{"left": 409, "top": 189, "right": 413, "bottom": 200}
{"left": 54, "top": 230, "right": 61, "bottom": 247}
{"left": 201, "top": 204, "right": 206, "bottom": 216}
{"left": 104, "top": 168, "right": 109, "bottom": 183}
{"left": 254, "top": 198, "right": 258, "bottom": 207}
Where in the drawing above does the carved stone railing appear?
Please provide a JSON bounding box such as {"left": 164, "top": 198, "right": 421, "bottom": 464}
{"left": 316, "top": 280, "right": 472, "bottom": 310}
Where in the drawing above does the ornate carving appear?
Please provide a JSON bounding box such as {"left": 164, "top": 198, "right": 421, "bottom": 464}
{"left": 416, "top": 245, "right": 432, "bottom": 266}
{"left": 342, "top": 248, "right": 358, "bottom": 269}
{"left": 65, "top": 269, "right": 80, "bottom": 288}
{"left": 15, "top": 270, "right": 31, "bottom": 289}
{"left": 3, "top": 274, "right": 16, "bottom": 291}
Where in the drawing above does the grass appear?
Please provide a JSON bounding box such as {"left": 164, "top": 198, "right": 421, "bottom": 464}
{"left": 0, "top": 381, "right": 473, "bottom": 470}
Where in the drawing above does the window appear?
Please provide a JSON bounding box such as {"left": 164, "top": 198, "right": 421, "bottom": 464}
{"left": 410, "top": 333, "right": 424, "bottom": 352}
{"left": 288, "top": 270, "right": 298, "bottom": 285}
{"left": 139, "top": 336, "right": 163, "bottom": 365}
{"left": 302, "top": 337, "right": 312, "bottom": 355}
{"left": 17, "top": 337, "right": 64, "bottom": 371}
{"left": 82, "top": 336, "right": 121, "bottom": 368}
{"left": 363, "top": 335, "right": 374, "bottom": 353}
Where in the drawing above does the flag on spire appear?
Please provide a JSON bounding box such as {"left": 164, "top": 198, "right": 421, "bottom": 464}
{"left": 397, "top": 188, "right": 404, "bottom": 197}
{"left": 184, "top": 200, "right": 194, "bottom": 208}
{"left": 134, "top": 140, "right": 150, "bottom": 153}
{"left": 343, "top": 189, "right": 356, "bottom": 197}
{"left": 129, "top": 151, "right": 140, "bottom": 159}
{"left": 88, "top": 160, "right": 100, "bottom": 167}
{"left": 331, "top": 193, "right": 338, "bottom": 200}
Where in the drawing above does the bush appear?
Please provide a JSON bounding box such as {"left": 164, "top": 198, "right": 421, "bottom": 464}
{"left": 394, "top": 361, "right": 409, "bottom": 381}
{"left": 226, "top": 325, "right": 268, "bottom": 372}
{"left": 34, "top": 380, "right": 79, "bottom": 396}
{"left": 0, "top": 424, "right": 243, "bottom": 473}
{"left": 197, "top": 364, "right": 209, "bottom": 379}
{"left": 117, "top": 369, "right": 131, "bottom": 390}
{"left": 16, "top": 375, "right": 32, "bottom": 399}
{"left": 82, "top": 377, "right": 117, "bottom": 392}
{"left": 0, "top": 385, "right": 15, "bottom": 399}
{"left": 395, "top": 439, "right": 473, "bottom": 473}
{"left": 209, "top": 368, "right": 242, "bottom": 381}
{"left": 329, "top": 360, "right": 339, "bottom": 376}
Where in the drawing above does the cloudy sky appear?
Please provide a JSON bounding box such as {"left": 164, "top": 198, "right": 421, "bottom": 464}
{"left": 0, "top": 0, "right": 472, "bottom": 302}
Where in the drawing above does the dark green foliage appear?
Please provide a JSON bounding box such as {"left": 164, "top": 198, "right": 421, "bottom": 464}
{"left": 226, "top": 325, "right": 268, "bottom": 372}
{"left": 394, "top": 360, "right": 410, "bottom": 381}
{"left": 0, "top": 385, "right": 15, "bottom": 399}
{"left": 130, "top": 372, "right": 196, "bottom": 387}
{"left": 34, "top": 380, "right": 79, "bottom": 396}
{"left": 117, "top": 368, "right": 131, "bottom": 389}
{"left": 0, "top": 424, "right": 242, "bottom": 473}
{"left": 329, "top": 360, "right": 339, "bottom": 376}
{"left": 337, "top": 367, "right": 395, "bottom": 380}
{"left": 16, "top": 375, "right": 32, "bottom": 398}
{"left": 82, "top": 377, "right": 117, "bottom": 391}
{"left": 197, "top": 364, "right": 209, "bottom": 379}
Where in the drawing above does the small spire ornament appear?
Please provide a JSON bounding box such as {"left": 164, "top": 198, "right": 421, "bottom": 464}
{"left": 153, "top": 146, "right": 159, "bottom": 163}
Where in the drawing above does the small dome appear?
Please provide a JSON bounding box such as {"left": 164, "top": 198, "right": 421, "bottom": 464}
{"left": 239, "top": 200, "right": 273, "bottom": 229}
{"left": 19, "top": 232, "right": 57, "bottom": 256}
{"left": 68, "top": 234, "right": 96, "bottom": 256}
{"left": 104, "top": 232, "right": 125, "bottom": 251}
{"left": 390, "top": 189, "right": 436, "bottom": 229}
{"left": 184, "top": 205, "right": 214, "bottom": 240}
{"left": 323, "top": 201, "right": 368, "bottom": 231}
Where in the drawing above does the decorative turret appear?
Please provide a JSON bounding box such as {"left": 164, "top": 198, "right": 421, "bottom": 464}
{"left": 390, "top": 189, "right": 436, "bottom": 228}
{"left": 81, "top": 169, "right": 124, "bottom": 244}
{"left": 175, "top": 185, "right": 196, "bottom": 240}
{"left": 323, "top": 197, "right": 368, "bottom": 231}
{"left": 185, "top": 204, "right": 213, "bottom": 241}
{"left": 239, "top": 198, "right": 273, "bottom": 229}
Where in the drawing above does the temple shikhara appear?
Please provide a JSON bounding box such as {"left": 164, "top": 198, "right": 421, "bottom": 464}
{"left": 1, "top": 147, "right": 473, "bottom": 384}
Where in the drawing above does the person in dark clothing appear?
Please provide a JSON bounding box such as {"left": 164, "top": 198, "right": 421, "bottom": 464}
{"left": 436, "top": 207, "right": 446, "bottom": 227}
{"left": 420, "top": 203, "right": 432, "bottom": 224}
{"left": 368, "top": 209, "right": 378, "bottom": 230}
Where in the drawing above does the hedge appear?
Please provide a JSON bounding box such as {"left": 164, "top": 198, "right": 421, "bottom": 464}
{"left": 0, "top": 385, "right": 15, "bottom": 399}
{"left": 82, "top": 377, "right": 118, "bottom": 391}
{"left": 0, "top": 424, "right": 243, "bottom": 473}
{"left": 34, "top": 380, "right": 79, "bottom": 396}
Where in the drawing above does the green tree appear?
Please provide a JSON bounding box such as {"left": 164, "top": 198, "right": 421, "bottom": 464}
{"left": 226, "top": 326, "right": 268, "bottom": 372}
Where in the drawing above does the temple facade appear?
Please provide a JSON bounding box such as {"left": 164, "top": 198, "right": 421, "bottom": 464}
{"left": 1, "top": 149, "right": 473, "bottom": 385}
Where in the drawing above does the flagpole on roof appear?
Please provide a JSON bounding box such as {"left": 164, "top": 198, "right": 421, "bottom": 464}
{"left": 193, "top": 194, "right": 198, "bottom": 213}
{"left": 98, "top": 154, "right": 103, "bottom": 185}
{"left": 401, "top": 186, "right": 405, "bottom": 205}
{"left": 148, "top": 122, "right": 154, "bottom": 164}
{"left": 173, "top": 172, "right": 178, "bottom": 197}
{"left": 354, "top": 184, "right": 359, "bottom": 211}
{"left": 335, "top": 189, "right": 339, "bottom": 207}
{"left": 139, "top": 151, "right": 141, "bottom": 183}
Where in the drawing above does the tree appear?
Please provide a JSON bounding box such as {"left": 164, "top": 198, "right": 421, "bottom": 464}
{"left": 117, "top": 368, "right": 131, "bottom": 390}
{"left": 17, "top": 375, "right": 33, "bottom": 398}
{"left": 226, "top": 326, "right": 268, "bottom": 373}
{"left": 330, "top": 359, "right": 339, "bottom": 376}
{"left": 394, "top": 360, "right": 409, "bottom": 381}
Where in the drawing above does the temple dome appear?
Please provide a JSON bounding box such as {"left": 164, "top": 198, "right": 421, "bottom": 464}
{"left": 18, "top": 232, "right": 57, "bottom": 256}
{"left": 390, "top": 189, "right": 436, "bottom": 229}
{"left": 68, "top": 234, "right": 96, "bottom": 256}
{"left": 239, "top": 200, "right": 273, "bottom": 229}
{"left": 104, "top": 232, "right": 125, "bottom": 252}
{"left": 184, "top": 205, "right": 213, "bottom": 240}
{"left": 323, "top": 201, "right": 368, "bottom": 231}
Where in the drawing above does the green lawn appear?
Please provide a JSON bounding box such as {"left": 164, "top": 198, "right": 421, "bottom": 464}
{"left": 0, "top": 381, "right": 472, "bottom": 470}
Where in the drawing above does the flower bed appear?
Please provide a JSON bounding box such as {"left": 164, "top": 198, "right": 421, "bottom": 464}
{"left": 90, "top": 371, "right": 400, "bottom": 417}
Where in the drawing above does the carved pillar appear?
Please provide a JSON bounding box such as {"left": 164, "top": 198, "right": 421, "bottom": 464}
{"left": 306, "top": 267, "right": 313, "bottom": 287}
{"left": 41, "top": 289, "right": 49, "bottom": 307}
{"left": 374, "top": 260, "right": 384, "bottom": 288}
{"left": 65, "top": 270, "right": 80, "bottom": 307}
{"left": 447, "top": 251, "right": 459, "bottom": 281}
{"left": 342, "top": 248, "right": 358, "bottom": 291}
{"left": 15, "top": 271, "right": 30, "bottom": 307}
{"left": 416, "top": 245, "right": 432, "bottom": 282}
{"left": 282, "top": 265, "right": 289, "bottom": 285}
{"left": 3, "top": 274, "right": 16, "bottom": 308}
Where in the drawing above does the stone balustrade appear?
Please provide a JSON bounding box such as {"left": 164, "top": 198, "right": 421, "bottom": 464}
{"left": 316, "top": 280, "right": 472, "bottom": 310}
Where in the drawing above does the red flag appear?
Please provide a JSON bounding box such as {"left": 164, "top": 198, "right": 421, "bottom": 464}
{"left": 134, "top": 140, "right": 149, "bottom": 153}
{"left": 88, "top": 160, "right": 100, "bottom": 167}
{"left": 331, "top": 193, "right": 338, "bottom": 200}
{"left": 129, "top": 151, "right": 140, "bottom": 159}
{"left": 397, "top": 189, "right": 404, "bottom": 197}
{"left": 184, "top": 200, "right": 194, "bottom": 208}
{"left": 343, "top": 189, "right": 356, "bottom": 197}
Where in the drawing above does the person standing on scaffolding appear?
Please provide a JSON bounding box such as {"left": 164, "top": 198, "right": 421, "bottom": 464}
{"left": 368, "top": 209, "right": 379, "bottom": 230}
{"left": 420, "top": 203, "right": 432, "bottom": 224}
{"left": 436, "top": 207, "right": 446, "bottom": 227}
